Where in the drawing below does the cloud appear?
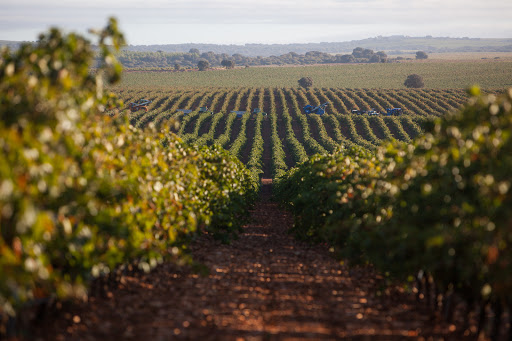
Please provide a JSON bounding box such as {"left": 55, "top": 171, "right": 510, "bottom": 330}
{"left": 1, "top": 0, "right": 511, "bottom": 43}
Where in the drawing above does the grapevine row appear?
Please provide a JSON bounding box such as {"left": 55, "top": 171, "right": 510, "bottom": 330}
{"left": 117, "top": 88, "right": 472, "bottom": 172}
{"left": 274, "top": 88, "right": 512, "bottom": 339}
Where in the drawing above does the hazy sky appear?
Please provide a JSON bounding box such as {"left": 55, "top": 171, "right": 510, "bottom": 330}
{"left": 1, "top": 0, "right": 511, "bottom": 45}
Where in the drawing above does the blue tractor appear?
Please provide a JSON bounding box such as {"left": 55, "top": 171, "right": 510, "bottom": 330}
{"left": 385, "top": 108, "right": 402, "bottom": 116}
{"left": 128, "top": 99, "right": 152, "bottom": 113}
{"left": 303, "top": 103, "right": 328, "bottom": 115}
{"left": 231, "top": 110, "right": 246, "bottom": 118}
{"left": 199, "top": 106, "right": 213, "bottom": 114}
{"left": 252, "top": 108, "right": 268, "bottom": 118}
{"left": 176, "top": 109, "right": 193, "bottom": 115}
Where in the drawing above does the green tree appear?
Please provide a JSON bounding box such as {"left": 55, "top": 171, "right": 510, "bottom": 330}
{"left": 369, "top": 54, "right": 381, "bottom": 63}
{"left": 0, "top": 19, "right": 258, "bottom": 320}
{"left": 338, "top": 54, "right": 355, "bottom": 63}
{"left": 416, "top": 51, "right": 428, "bottom": 59}
{"left": 404, "top": 74, "right": 425, "bottom": 88}
{"left": 376, "top": 51, "right": 388, "bottom": 62}
{"left": 352, "top": 47, "right": 364, "bottom": 58}
{"left": 0, "top": 17, "right": 126, "bottom": 316}
{"left": 197, "top": 59, "right": 210, "bottom": 71}
{"left": 352, "top": 47, "right": 374, "bottom": 61}
{"left": 361, "top": 48, "right": 374, "bottom": 59}
{"left": 298, "top": 77, "right": 313, "bottom": 88}
{"left": 221, "top": 59, "right": 235, "bottom": 69}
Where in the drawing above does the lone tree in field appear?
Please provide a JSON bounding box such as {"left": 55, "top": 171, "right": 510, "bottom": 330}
{"left": 416, "top": 51, "right": 428, "bottom": 59}
{"left": 404, "top": 74, "right": 425, "bottom": 88}
{"left": 197, "top": 60, "right": 210, "bottom": 71}
{"left": 174, "top": 63, "right": 180, "bottom": 71}
{"left": 221, "top": 59, "right": 235, "bottom": 69}
{"left": 298, "top": 77, "right": 313, "bottom": 88}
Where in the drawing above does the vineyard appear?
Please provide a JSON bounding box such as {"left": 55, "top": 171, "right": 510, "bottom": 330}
{"left": 0, "top": 20, "right": 259, "bottom": 333}
{"left": 274, "top": 87, "right": 512, "bottom": 340}
{"left": 3, "top": 18, "right": 512, "bottom": 341}
{"left": 117, "top": 87, "right": 470, "bottom": 177}
{"left": 116, "top": 86, "right": 512, "bottom": 339}
{"left": 115, "top": 60, "right": 512, "bottom": 89}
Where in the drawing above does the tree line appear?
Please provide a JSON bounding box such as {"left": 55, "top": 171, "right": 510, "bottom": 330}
{"left": 116, "top": 48, "right": 429, "bottom": 69}
{"left": 117, "top": 36, "right": 512, "bottom": 56}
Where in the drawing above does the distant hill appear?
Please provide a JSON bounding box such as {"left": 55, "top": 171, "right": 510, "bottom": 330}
{"left": 118, "top": 36, "right": 512, "bottom": 57}
{"left": 2, "top": 36, "right": 512, "bottom": 57}
{"left": 0, "top": 40, "right": 26, "bottom": 49}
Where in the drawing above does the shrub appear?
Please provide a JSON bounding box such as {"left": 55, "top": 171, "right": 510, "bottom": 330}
{"left": 338, "top": 54, "right": 355, "bottom": 63}
{"left": 197, "top": 60, "right": 210, "bottom": 71}
{"left": 404, "top": 74, "right": 425, "bottom": 88}
{"left": 369, "top": 54, "right": 381, "bottom": 63}
{"left": 0, "top": 18, "right": 257, "bottom": 318}
{"left": 276, "top": 86, "right": 512, "bottom": 311}
{"left": 416, "top": 51, "right": 428, "bottom": 59}
{"left": 221, "top": 59, "right": 235, "bottom": 69}
{"left": 298, "top": 77, "right": 313, "bottom": 88}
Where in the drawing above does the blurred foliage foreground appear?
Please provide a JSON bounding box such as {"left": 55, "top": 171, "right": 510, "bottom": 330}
{"left": 0, "top": 19, "right": 258, "bottom": 318}
{"left": 276, "top": 86, "right": 512, "bottom": 310}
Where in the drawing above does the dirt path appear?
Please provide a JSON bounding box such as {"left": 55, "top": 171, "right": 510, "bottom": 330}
{"left": 37, "top": 179, "right": 465, "bottom": 340}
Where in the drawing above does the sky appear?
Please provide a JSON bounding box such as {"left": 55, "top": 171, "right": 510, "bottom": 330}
{"left": 1, "top": 0, "right": 511, "bottom": 45}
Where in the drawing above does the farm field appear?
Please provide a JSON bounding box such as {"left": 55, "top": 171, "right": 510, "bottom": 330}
{"left": 114, "top": 60, "right": 512, "bottom": 89}
{"left": 40, "top": 85, "right": 511, "bottom": 340}
{"left": 117, "top": 87, "right": 470, "bottom": 178}
{"left": 5, "top": 13, "right": 512, "bottom": 341}
{"left": 387, "top": 51, "right": 512, "bottom": 60}
{"left": 35, "top": 180, "right": 477, "bottom": 341}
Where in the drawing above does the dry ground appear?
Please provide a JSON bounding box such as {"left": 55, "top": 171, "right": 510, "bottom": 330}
{"left": 35, "top": 179, "right": 473, "bottom": 340}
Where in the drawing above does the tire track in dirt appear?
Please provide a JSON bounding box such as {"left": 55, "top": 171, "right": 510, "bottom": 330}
{"left": 296, "top": 90, "right": 322, "bottom": 144}
{"left": 240, "top": 114, "right": 256, "bottom": 164}
{"left": 382, "top": 118, "right": 402, "bottom": 141}
{"left": 198, "top": 114, "right": 213, "bottom": 137}
{"left": 261, "top": 115, "right": 272, "bottom": 178}
{"left": 353, "top": 116, "right": 373, "bottom": 141}
{"left": 367, "top": 116, "right": 387, "bottom": 140}
{"left": 226, "top": 118, "right": 242, "bottom": 150}
{"left": 259, "top": 89, "right": 273, "bottom": 178}
{"left": 282, "top": 90, "right": 306, "bottom": 148}
{"left": 400, "top": 118, "right": 420, "bottom": 140}
{"left": 272, "top": 89, "right": 295, "bottom": 169}
{"left": 183, "top": 113, "right": 201, "bottom": 134}
{"left": 321, "top": 116, "right": 338, "bottom": 143}
{"left": 213, "top": 114, "right": 228, "bottom": 140}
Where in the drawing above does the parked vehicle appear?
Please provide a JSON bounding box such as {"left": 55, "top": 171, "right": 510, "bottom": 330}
{"left": 385, "top": 108, "right": 402, "bottom": 116}
{"left": 304, "top": 103, "right": 328, "bottom": 115}
{"left": 128, "top": 99, "right": 152, "bottom": 112}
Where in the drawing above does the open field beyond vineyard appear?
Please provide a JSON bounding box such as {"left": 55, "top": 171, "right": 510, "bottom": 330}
{"left": 114, "top": 60, "right": 512, "bottom": 89}
{"left": 116, "top": 87, "right": 470, "bottom": 177}
{"left": 387, "top": 51, "right": 512, "bottom": 60}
